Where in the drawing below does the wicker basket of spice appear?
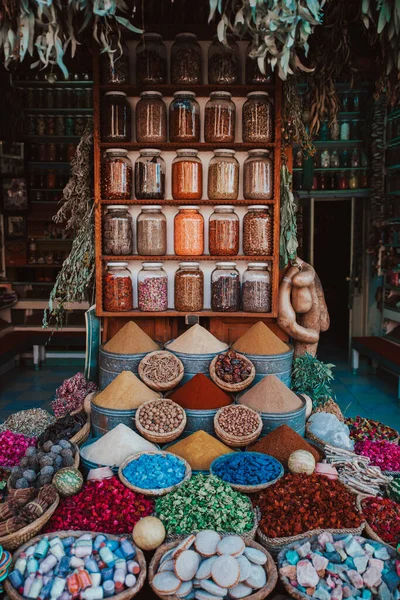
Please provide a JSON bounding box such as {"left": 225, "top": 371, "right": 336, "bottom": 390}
{"left": 139, "top": 350, "right": 184, "bottom": 393}
{"left": 209, "top": 350, "right": 255, "bottom": 393}
{"left": 135, "top": 398, "right": 187, "bottom": 444}
{"left": 214, "top": 405, "right": 262, "bottom": 448}
{"left": 356, "top": 494, "right": 397, "bottom": 548}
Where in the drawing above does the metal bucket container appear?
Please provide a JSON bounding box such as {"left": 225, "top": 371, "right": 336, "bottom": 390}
{"left": 99, "top": 346, "right": 150, "bottom": 390}
{"left": 164, "top": 340, "right": 226, "bottom": 384}
{"left": 91, "top": 397, "right": 137, "bottom": 437}
{"left": 183, "top": 408, "right": 219, "bottom": 436}
{"left": 241, "top": 345, "right": 294, "bottom": 388}
{"left": 259, "top": 396, "right": 306, "bottom": 437}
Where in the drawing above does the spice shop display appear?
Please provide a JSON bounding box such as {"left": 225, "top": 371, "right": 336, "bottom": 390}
{"left": 38, "top": 413, "right": 87, "bottom": 446}
{"left": 214, "top": 405, "right": 262, "bottom": 448}
{"left": 204, "top": 91, "right": 236, "bottom": 143}
{"left": 135, "top": 91, "right": 167, "bottom": 143}
{"left": 243, "top": 206, "right": 273, "bottom": 256}
{"left": 100, "top": 38, "right": 130, "bottom": 84}
{"left": 135, "top": 399, "right": 185, "bottom": 441}
{"left": 136, "top": 32, "right": 167, "bottom": 85}
{"left": 169, "top": 91, "right": 200, "bottom": 143}
{"left": 51, "top": 374, "right": 97, "bottom": 418}
{"left": 248, "top": 424, "right": 321, "bottom": 469}
{"left": 360, "top": 496, "right": 400, "bottom": 546}
{"left": 93, "top": 370, "right": 160, "bottom": 410}
{"left": 167, "top": 324, "right": 228, "bottom": 355}
{"left": 0, "top": 485, "right": 57, "bottom": 542}
{"left": 171, "top": 33, "right": 202, "bottom": 85}
{"left": 171, "top": 149, "right": 203, "bottom": 200}
{"left": 170, "top": 372, "right": 232, "bottom": 410}
{"left": 101, "top": 149, "right": 133, "bottom": 200}
{"left": 0, "top": 431, "right": 36, "bottom": 468}
{"left": 167, "top": 430, "right": 234, "bottom": 471}
{"left": 155, "top": 474, "right": 255, "bottom": 535}
{"left": 136, "top": 206, "right": 167, "bottom": 256}
{"left": 211, "top": 349, "right": 254, "bottom": 388}
{"left": 174, "top": 262, "right": 204, "bottom": 312}
{"left": 243, "top": 150, "right": 273, "bottom": 200}
{"left": 103, "top": 321, "right": 160, "bottom": 355}
{"left": 211, "top": 452, "right": 283, "bottom": 490}
{"left": 243, "top": 92, "right": 274, "bottom": 143}
{"left": 174, "top": 206, "right": 204, "bottom": 256}
{"left": 242, "top": 263, "right": 272, "bottom": 312}
{"left": 355, "top": 439, "right": 400, "bottom": 472}
{"left": 80, "top": 424, "right": 157, "bottom": 467}
{"left": 209, "top": 205, "right": 239, "bottom": 256}
{"left": 208, "top": 149, "right": 239, "bottom": 200}
{"left": 102, "top": 206, "right": 133, "bottom": 256}
{"left": 0, "top": 408, "right": 55, "bottom": 437}
{"left": 133, "top": 516, "right": 166, "bottom": 551}
{"left": 347, "top": 416, "right": 399, "bottom": 443}
{"left": 135, "top": 149, "right": 165, "bottom": 200}
{"left": 211, "top": 261, "right": 241, "bottom": 312}
{"left": 138, "top": 352, "right": 184, "bottom": 393}
{"left": 138, "top": 262, "right": 168, "bottom": 312}
{"left": 239, "top": 375, "right": 303, "bottom": 413}
{"left": 103, "top": 261, "right": 133, "bottom": 312}
{"left": 233, "top": 322, "right": 289, "bottom": 355}
{"left": 208, "top": 36, "right": 240, "bottom": 85}
{"left": 101, "top": 91, "right": 131, "bottom": 142}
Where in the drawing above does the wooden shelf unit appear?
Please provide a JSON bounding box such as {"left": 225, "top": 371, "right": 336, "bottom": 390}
{"left": 93, "top": 44, "right": 283, "bottom": 325}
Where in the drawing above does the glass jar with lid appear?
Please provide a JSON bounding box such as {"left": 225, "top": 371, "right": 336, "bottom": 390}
{"left": 103, "top": 262, "right": 133, "bottom": 312}
{"left": 135, "top": 149, "right": 165, "bottom": 200}
{"left": 102, "top": 149, "right": 133, "bottom": 200}
{"left": 138, "top": 262, "right": 168, "bottom": 312}
{"left": 100, "top": 37, "right": 130, "bottom": 84}
{"left": 211, "top": 262, "right": 241, "bottom": 312}
{"left": 243, "top": 206, "right": 273, "bottom": 256}
{"left": 171, "top": 33, "right": 202, "bottom": 85}
{"left": 208, "top": 36, "right": 240, "bottom": 85}
{"left": 204, "top": 91, "right": 236, "bottom": 143}
{"left": 242, "top": 263, "right": 271, "bottom": 312}
{"left": 243, "top": 149, "right": 273, "bottom": 200}
{"left": 103, "top": 206, "right": 133, "bottom": 256}
{"left": 101, "top": 91, "right": 132, "bottom": 142}
{"left": 169, "top": 91, "right": 200, "bottom": 143}
{"left": 135, "top": 91, "right": 167, "bottom": 143}
{"left": 209, "top": 206, "right": 239, "bottom": 256}
{"left": 208, "top": 149, "right": 239, "bottom": 200}
{"left": 137, "top": 206, "right": 167, "bottom": 256}
{"left": 245, "top": 41, "right": 273, "bottom": 84}
{"left": 136, "top": 33, "right": 167, "bottom": 85}
{"left": 242, "top": 92, "right": 273, "bottom": 143}
{"left": 174, "top": 262, "right": 204, "bottom": 312}
{"left": 174, "top": 206, "right": 204, "bottom": 256}
{"left": 172, "top": 149, "right": 203, "bottom": 200}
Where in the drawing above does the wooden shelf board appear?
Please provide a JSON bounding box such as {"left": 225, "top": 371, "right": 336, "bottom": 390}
{"left": 101, "top": 255, "right": 274, "bottom": 261}
{"left": 99, "top": 84, "right": 275, "bottom": 97}
{"left": 99, "top": 142, "right": 275, "bottom": 151}
{"left": 100, "top": 198, "right": 275, "bottom": 206}
{"left": 24, "top": 108, "right": 93, "bottom": 114}
{"left": 98, "top": 309, "right": 276, "bottom": 318}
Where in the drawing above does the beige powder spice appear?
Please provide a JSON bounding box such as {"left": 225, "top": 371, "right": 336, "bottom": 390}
{"left": 93, "top": 371, "right": 160, "bottom": 410}
{"left": 238, "top": 375, "right": 302, "bottom": 413}
{"left": 232, "top": 322, "right": 288, "bottom": 356}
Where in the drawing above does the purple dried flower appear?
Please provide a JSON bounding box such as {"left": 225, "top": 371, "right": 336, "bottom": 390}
{"left": 51, "top": 372, "right": 97, "bottom": 418}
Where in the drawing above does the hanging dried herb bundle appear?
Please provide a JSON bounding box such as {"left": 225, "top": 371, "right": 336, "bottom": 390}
{"left": 43, "top": 124, "right": 94, "bottom": 329}
{"left": 282, "top": 77, "right": 315, "bottom": 156}
{"left": 280, "top": 163, "right": 298, "bottom": 269}
{"left": 368, "top": 95, "right": 387, "bottom": 254}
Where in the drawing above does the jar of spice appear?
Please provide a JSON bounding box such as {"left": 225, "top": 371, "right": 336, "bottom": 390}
{"left": 208, "top": 149, "right": 239, "bottom": 200}
{"left": 243, "top": 149, "right": 273, "bottom": 200}
{"left": 243, "top": 205, "right": 273, "bottom": 256}
{"left": 242, "top": 263, "right": 271, "bottom": 313}
{"left": 137, "top": 206, "right": 167, "bottom": 256}
{"left": 103, "top": 262, "right": 133, "bottom": 312}
{"left": 209, "top": 206, "right": 239, "bottom": 256}
{"left": 208, "top": 36, "right": 240, "bottom": 85}
{"left": 103, "top": 206, "right": 133, "bottom": 256}
{"left": 136, "top": 33, "right": 167, "bottom": 85}
{"left": 55, "top": 116, "right": 65, "bottom": 136}
{"left": 135, "top": 149, "right": 165, "bottom": 200}
{"left": 245, "top": 42, "right": 273, "bottom": 84}
{"left": 101, "top": 91, "right": 132, "bottom": 142}
{"left": 171, "top": 33, "right": 202, "bottom": 85}
{"left": 67, "top": 144, "right": 77, "bottom": 162}
{"left": 36, "top": 115, "right": 46, "bottom": 136}
{"left": 174, "top": 262, "right": 204, "bottom": 312}
{"left": 47, "top": 170, "right": 57, "bottom": 189}
{"left": 102, "top": 149, "right": 133, "bottom": 200}
{"left": 65, "top": 115, "right": 74, "bottom": 136}
{"left": 47, "top": 144, "right": 57, "bottom": 162}
{"left": 349, "top": 171, "right": 359, "bottom": 189}
{"left": 100, "top": 38, "right": 130, "bottom": 84}
{"left": 74, "top": 115, "right": 86, "bottom": 136}
{"left": 172, "top": 149, "right": 203, "bottom": 200}
{"left": 174, "top": 206, "right": 204, "bottom": 256}
{"left": 204, "top": 91, "right": 236, "bottom": 143}
{"left": 242, "top": 92, "right": 273, "bottom": 143}
{"left": 135, "top": 91, "right": 167, "bottom": 144}
{"left": 211, "top": 262, "right": 241, "bottom": 312}
{"left": 138, "top": 262, "right": 168, "bottom": 312}
{"left": 169, "top": 91, "right": 200, "bottom": 143}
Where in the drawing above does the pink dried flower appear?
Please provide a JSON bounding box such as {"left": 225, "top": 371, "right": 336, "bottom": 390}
{"left": 51, "top": 372, "right": 97, "bottom": 418}
{"left": 355, "top": 439, "right": 400, "bottom": 472}
{"left": 0, "top": 430, "right": 36, "bottom": 467}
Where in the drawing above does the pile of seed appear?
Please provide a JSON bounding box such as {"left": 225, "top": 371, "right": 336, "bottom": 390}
{"left": 140, "top": 352, "right": 181, "bottom": 386}
{"left": 217, "top": 405, "right": 260, "bottom": 437}
{"left": 0, "top": 408, "right": 55, "bottom": 437}
{"left": 138, "top": 399, "right": 184, "bottom": 434}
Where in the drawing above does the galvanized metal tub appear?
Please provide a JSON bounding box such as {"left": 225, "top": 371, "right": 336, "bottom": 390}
{"left": 91, "top": 396, "right": 137, "bottom": 437}
{"left": 164, "top": 340, "right": 227, "bottom": 384}
{"left": 258, "top": 396, "right": 306, "bottom": 437}
{"left": 99, "top": 346, "right": 152, "bottom": 390}
{"left": 240, "top": 345, "right": 294, "bottom": 388}
{"left": 184, "top": 407, "right": 219, "bottom": 436}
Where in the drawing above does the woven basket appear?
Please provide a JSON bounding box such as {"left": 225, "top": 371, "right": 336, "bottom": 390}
{"left": 214, "top": 405, "right": 262, "bottom": 448}
{"left": 4, "top": 530, "right": 146, "bottom": 600}
{"left": 0, "top": 494, "right": 60, "bottom": 551}
{"left": 356, "top": 494, "right": 396, "bottom": 548}
{"left": 210, "top": 453, "right": 284, "bottom": 494}
{"left": 149, "top": 537, "right": 277, "bottom": 600}
{"left": 119, "top": 451, "right": 192, "bottom": 497}
{"left": 69, "top": 413, "right": 91, "bottom": 446}
{"left": 135, "top": 399, "right": 186, "bottom": 444}
{"left": 138, "top": 351, "right": 184, "bottom": 392}
{"left": 209, "top": 353, "right": 255, "bottom": 393}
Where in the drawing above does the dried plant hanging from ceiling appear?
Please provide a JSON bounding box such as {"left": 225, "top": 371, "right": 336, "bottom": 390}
{"left": 0, "top": 0, "right": 142, "bottom": 77}
{"left": 367, "top": 95, "right": 387, "bottom": 256}
{"left": 209, "top": 0, "right": 326, "bottom": 80}
{"left": 282, "top": 76, "right": 315, "bottom": 156}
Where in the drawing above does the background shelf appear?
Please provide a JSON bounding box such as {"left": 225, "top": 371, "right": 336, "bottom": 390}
{"left": 101, "top": 255, "right": 274, "bottom": 261}
{"left": 98, "top": 309, "right": 275, "bottom": 318}
{"left": 99, "top": 84, "right": 275, "bottom": 97}
{"left": 99, "top": 141, "right": 276, "bottom": 151}
{"left": 100, "top": 198, "right": 275, "bottom": 206}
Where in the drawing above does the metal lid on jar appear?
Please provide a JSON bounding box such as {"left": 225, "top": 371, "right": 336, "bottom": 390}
{"left": 213, "top": 149, "right": 236, "bottom": 155}
{"left": 141, "top": 205, "right": 162, "bottom": 210}
{"left": 142, "top": 262, "right": 164, "bottom": 268}
{"left": 173, "top": 90, "right": 196, "bottom": 97}
{"left": 143, "top": 32, "right": 163, "bottom": 39}
{"left": 248, "top": 149, "right": 270, "bottom": 155}
{"left": 215, "top": 262, "right": 237, "bottom": 268}
{"left": 106, "top": 205, "right": 129, "bottom": 210}
{"left": 209, "top": 91, "right": 232, "bottom": 99}
{"left": 139, "top": 148, "right": 162, "bottom": 155}
{"left": 246, "top": 91, "right": 270, "bottom": 97}
{"left": 214, "top": 205, "right": 236, "bottom": 211}
{"left": 178, "top": 262, "right": 200, "bottom": 268}
{"left": 105, "top": 91, "right": 127, "bottom": 96}
{"left": 247, "top": 262, "right": 270, "bottom": 268}
{"left": 140, "top": 91, "right": 163, "bottom": 97}
{"left": 176, "top": 149, "right": 199, "bottom": 156}
{"left": 247, "top": 205, "right": 270, "bottom": 210}
{"left": 178, "top": 205, "right": 200, "bottom": 210}
{"left": 105, "top": 148, "right": 129, "bottom": 154}
{"left": 106, "top": 261, "right": 129, "bottom": 267}
{"left": 175, "top": 32, "right": 198, "bottom": 39}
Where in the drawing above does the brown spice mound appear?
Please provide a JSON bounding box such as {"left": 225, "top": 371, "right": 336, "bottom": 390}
{"left": 248, "top": 424, "right": 321, "bottom": 469}
{"left": 104, "top": 321, "right": 159, "bottom": 354}
{"left": 232, "top": 322, "right": 288, "bottom": 356}
{"left": 238, "top": 375, "right": 302, "bottom": 413}
{"left": 93, "top": 371, "right": 160, "bottom": 410}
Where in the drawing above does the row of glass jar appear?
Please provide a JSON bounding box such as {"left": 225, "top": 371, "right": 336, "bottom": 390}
{"left": 293, "top": 171, "right": 369, "bottom": 191}
{"left": 101, "top": 33, "right": 272, "bottom": 86}
{"left": 28, "top": 114, "right": 91, "bottom": 138}
{"left": 102, "top": 148, "right": 273, "bottom": 201}
{"left": 22, "top": 87, "right": 92, "bottom": 110}
{"left": 29, "top": 170, "right": 70, "bottom": 190}
{"left": 295, "top": 148, "right": 368, "bottom": 169}
{"left": 103, "top": 261, "right": 272, "bottom": 313}
{"left": 29, "top": 143, "right": 77, "bottom": 163}
{"left": 101, "top": 90, "right": 273, "bottom": 144}
{"left": 103, "top": 205, "right": 273, "bottom": 257}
